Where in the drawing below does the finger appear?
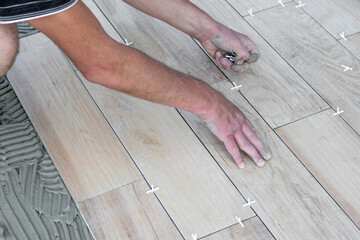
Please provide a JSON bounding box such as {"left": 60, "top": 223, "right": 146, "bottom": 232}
{"left": 231, "top": 62, "right": 250, "bottom": 72}
{"left": 243, "top": 120, "right": 272, "bottom": 160}
{"left": 234, "top": 132, "right": 265, "bottom": 167}
{"left": 246, "top": 53, "right": 260, "bottom": 63}
{"left": 215, "top": 50, "right": 232, "bottom": 70}
{"left": 232, "top": 44, "right": 251, "bottom": 63}
{"left": 223, "top": 137, "right": 245, "bottom": 169}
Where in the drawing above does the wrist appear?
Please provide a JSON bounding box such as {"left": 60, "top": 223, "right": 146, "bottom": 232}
{"left": 191, "top": 13, "right": 222, "bottom": 42}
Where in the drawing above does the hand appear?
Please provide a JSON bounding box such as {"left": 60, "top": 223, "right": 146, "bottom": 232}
{"left": 199, "top": 95, "right": 271, "bottom": 168}
{"left": 198, "top": 24, "right": 260, "bottom": 72}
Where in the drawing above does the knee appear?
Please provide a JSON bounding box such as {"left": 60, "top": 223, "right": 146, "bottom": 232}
{"left": 0, "top": 24, "right": 19, "bottom": 76}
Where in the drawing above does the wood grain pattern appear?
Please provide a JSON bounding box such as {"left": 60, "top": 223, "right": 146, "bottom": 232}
{"left": 340, "top": 33, "right": 360, "bottom": 60}
{"left": 295, "top": 0, "right": 360, "bottom": 38}
{"left": 190, "top": 0, "right": 328, "bottom": 128}
{"left": 77, "top": 71, "right": 254, "bottom": 239}
{"left": 204, "top": 217, "right": 274, "bottom": 240}
{"left": 246, "top": 2, "right": 360, "bottom": 134}
{"left": 276, "top": 109, "right": 360, "bottom": 227}
{"left": 6, "top": 33, "right": 142, "bottom": 202}
{"left": 227, "top": 0, "right": 291, "bottom": 16}
{"left": 179, "top": 80, "right": 360, "bottom": 239}
{"left": 94, "top": 0, "right": 226, "bottom": 85}
{"left": 78, "top": 179, "right": 183, "bottom": 240}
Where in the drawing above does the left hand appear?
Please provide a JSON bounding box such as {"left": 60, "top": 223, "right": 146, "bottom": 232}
{"left": 198, "top": 24, "right": 260, "bottom": 72}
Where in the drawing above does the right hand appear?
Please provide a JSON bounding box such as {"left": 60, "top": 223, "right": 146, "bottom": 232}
{"left": 199, "top": 95, "right": 271, "bottom": 168}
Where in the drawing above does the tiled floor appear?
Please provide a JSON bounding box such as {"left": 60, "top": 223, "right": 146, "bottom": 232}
{"left": 3, "top": 0, "right": 360, "bottom": 239}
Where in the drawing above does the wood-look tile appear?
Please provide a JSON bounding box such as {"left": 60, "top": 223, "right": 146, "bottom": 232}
{"left": 6, "top": 34, "right": 142, "bottom": 202}
{"left": 78, "top": 180, "right": 183, "bottom": 240}
{"left": 190, "top": 0, "right": 328, "bottom": 128}
{"left": 246, "top": 2, "right": 360, "bottom": 133}
{"left": 276, "top": 109, "right": 360, "bottom": 227}
{"left": 179, "top": 80, "right": 360, "bottom": 239}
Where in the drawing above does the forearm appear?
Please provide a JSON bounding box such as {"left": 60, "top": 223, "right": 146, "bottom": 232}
{"left": 123, "top": 0, "right": 218, "bottom": 41}
{"left": 92, "top": 41, "right": 223, "bottom": 117}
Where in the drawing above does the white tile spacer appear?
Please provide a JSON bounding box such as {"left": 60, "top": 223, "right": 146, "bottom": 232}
{"left": 242, "top": 197, "right": 256, "bottom": 207}
{"left": 279, "top": 0, "right": 285, "bottom": 7}
{"left": 235, "top": 216, "right": 245, "bottom": 227}
{"left": 247, "top": 8, "right": 254, "bottom": 17}
{"left": 231, "top": 82, "right": 243, "bottom": 91}
{"left": 146, "top": 184, "right": 160, "bottom": 194}
{"left": 341, "top": 65, "right": 353, "bottom": 72}
{"left": 332, "top": 107, "right": 344, "bottom": 116}
{"left": 339, "top": 32, "right": 347, "bottom": 41}
{"left": 295, "top": 1, "right": 305, "bottom": 8}
{"left": 191, "top": 234, "right": 197, "bottom": 240}
{"left": 124, "top": 38, "right": 133, "bottom": 46}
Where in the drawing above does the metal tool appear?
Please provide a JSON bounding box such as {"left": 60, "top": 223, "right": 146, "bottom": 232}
{"left": 224, "top": 52, "right": 260, "bottom": 64}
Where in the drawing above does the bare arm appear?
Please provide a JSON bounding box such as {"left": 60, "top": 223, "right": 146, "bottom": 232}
{"left": 28, "top": 1, "right": 270, "bottom": 168}
{"left": 124, "top": 0, "right": 260, "bottom": 72}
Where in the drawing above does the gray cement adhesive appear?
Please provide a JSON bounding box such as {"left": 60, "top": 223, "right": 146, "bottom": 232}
{"left": 0, "top": 76, "right": 94, "bottom": 240}
{"left": 16, "top": 22, "right": 38, "bottom": 39}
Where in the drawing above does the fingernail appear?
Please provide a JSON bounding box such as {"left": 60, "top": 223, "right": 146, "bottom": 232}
{"left": 257, "top": 159, "right": 265, "bottom": 167}
{"left": 261, "top": 150, "right": 272, "bottom": 161}
{"left": 239, "top": 162, "right": 246, "bottom": 169}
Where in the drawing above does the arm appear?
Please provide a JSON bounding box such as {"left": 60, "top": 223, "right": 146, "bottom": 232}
{"left": 124, "top": 0, "right": 260, "bottom": 72}
{"left": 28, "top": 1, "right": 270, "bottom": 168}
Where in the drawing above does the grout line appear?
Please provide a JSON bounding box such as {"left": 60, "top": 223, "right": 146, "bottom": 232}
{"left": 341, "top": 31, "right": 360, "bottom": 39}
{"left": 273, "top": 107, "right": 331, "bottom": 130}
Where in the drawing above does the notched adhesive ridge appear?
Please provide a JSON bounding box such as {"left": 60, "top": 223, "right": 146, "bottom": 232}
{"left": 0, "top": 75, "right": 93, "bottom": 240}
{"left": 0, "top": 76, "right": 28, "bottom": 124}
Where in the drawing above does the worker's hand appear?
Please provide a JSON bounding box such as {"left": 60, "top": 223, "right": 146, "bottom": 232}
{"left": 198, "top": 24, "right": 260, "bottom": 72}
{"left": 199, "top": 95, "right": 271, "bottom": 168}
